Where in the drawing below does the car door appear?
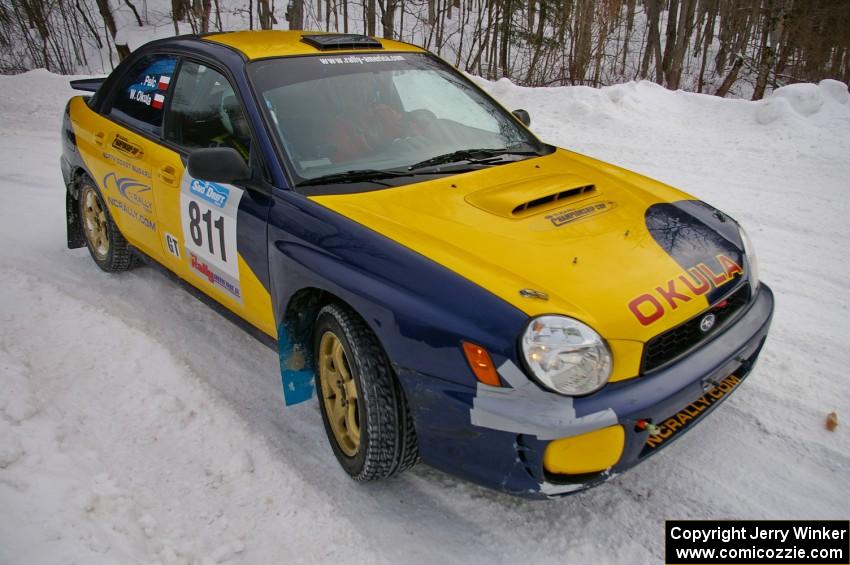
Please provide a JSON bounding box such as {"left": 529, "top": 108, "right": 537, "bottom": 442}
{"left": 155, "top": 58, "right": 277, "bottom": 338}
{"left": 78, "top": 54, "right": 178, "bottom": 262}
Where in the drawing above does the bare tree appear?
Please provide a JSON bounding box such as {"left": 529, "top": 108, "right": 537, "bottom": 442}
{"left": 366, "top": 0, "right": 376, "bottom": 34}
{"left": 123, "top": 0, "right": 143, "bottom": 26}
{"left": 288, "top": 0, "right": 304, "bottom": 29}
{"left": 1, "top": 0, "right": 848, "bottom": 103}
{"left": 94, "top": 0, "right": 130, "bottom": 59}
{"left": 259, "top": 0, "right": 274, "bottom": 29}
{"left": 641, "top": 0, "right": 664, "bottom": 82}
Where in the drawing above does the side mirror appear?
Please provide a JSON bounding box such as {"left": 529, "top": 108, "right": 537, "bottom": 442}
{"left": 187, "top": 147, "right": 251, "bottom": 184}
{"left": 512, "top": 109, "right": 531, "bottom": 127}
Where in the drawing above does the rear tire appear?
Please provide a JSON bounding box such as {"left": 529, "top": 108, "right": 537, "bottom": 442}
{"left": 313, "top": 303, "right": 419, "bottom": 480}
{"left": 78, "top": 178, "right": 136, "bottom": 272}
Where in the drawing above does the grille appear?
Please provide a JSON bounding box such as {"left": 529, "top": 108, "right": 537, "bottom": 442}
{"left": 642, "top": 283, "right": 751, "bottom": 373}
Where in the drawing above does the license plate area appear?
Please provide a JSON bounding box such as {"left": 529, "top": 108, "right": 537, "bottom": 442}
{"left": 639, "top": 373, "right": 742, "bottom": 455}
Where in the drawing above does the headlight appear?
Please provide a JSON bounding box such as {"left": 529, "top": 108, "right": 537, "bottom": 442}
{"left": 521, "top": 316, "right": 612, "bottom": 396}
{"left": 738, "top": 225, "right": 759, "bottom": 291}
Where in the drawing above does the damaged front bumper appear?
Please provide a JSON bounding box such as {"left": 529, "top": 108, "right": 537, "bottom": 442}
{"left": 398, "top": 283, "right": 774, "bottom": 499}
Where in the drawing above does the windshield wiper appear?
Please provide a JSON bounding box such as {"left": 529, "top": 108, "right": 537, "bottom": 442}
{"left": 297, "top": 169, "right": 408, "bottom": 187}
{"left": 407, "top": 147, "right": 541, "bottom": 171}
{"left": 297, "top": 147, "right": 542, "bottom": 187}
{"left": 297, "top": 166, "right": 456, "bottom": 187}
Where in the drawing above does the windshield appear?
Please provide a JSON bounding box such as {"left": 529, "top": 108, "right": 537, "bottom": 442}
{"left": 248, "top": 53, "right": 545, "bottom": 190}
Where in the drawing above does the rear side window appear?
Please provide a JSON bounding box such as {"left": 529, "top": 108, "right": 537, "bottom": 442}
{"left": 110, "top": 55, "right": 178, "bottom": 133}
{"left": 164, "top": 61, "right": 252, "bottom": 161}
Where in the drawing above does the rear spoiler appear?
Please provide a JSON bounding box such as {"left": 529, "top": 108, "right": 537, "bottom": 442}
{"left": 70, "top": 77, "right": 106, "bottom": 93}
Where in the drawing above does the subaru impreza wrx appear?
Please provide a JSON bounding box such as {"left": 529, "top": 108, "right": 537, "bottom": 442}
{"left": 61, "top": 31, "right": 774, "bottom": 498}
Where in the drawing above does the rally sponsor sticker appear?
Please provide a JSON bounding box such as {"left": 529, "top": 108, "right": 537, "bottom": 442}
{"left": 319, "top": 54, "right": 406, "bottom": 65}
{"left": 179, "top": 174, "right": 243, "bottom": 302}
{"left": 102, "top": 172, "right": 156, "bottom": 231}
{"left": 640, "top": 373, "right": 742, "bottom": 454}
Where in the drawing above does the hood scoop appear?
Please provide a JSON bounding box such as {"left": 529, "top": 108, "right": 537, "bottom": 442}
{"left": 465, "top": 174, "right": 598, "bottom": 218}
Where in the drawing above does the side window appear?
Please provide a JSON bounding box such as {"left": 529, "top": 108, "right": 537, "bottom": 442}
{"left": 164, "top": 61, "right": 252, "bottom": 161}
{"left": 110, "top": 55, "right": 178, "bottom": 133}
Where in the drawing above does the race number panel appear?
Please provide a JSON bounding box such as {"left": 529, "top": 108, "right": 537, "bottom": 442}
{"left": 180, "top": 174, "right": 244, "bottom": 303}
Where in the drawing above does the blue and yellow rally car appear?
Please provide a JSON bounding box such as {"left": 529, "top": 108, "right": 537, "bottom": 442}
{"left": 61, "top": 31, "right": 774, "bottom": 498}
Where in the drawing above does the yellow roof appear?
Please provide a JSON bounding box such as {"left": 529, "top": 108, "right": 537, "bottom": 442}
{"left": 204, "top": 30, "right": 424, "bottom": 60}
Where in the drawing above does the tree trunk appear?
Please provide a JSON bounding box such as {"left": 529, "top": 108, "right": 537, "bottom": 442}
{"left": 287, "top": 0, "right": 303, "bottom": 30}
{"left": 95, "top": 0, "right": 130, "bottom": 59}
{"left": 697, "top": 0, "right": 717, "bottom": 93}
{"left": 666, "top": 0, "right": 697, "bottom": 90}
{"left": 382, "top": 0, "right": 395, "bottom": 38}
{"left": 592, "top": 3, "right": 609, "bottom": 87}
{"left": 661, "top": 0, "right": 680, "bottom": 86}
{"left": 715, "top": 55, "right": 743, "bottom": 97}
{"left": 641, "top": 0, "right": 662, "bottom": 81}
{"left": 258, "top": 0, "right": 271, "bottom": 29}
{"left": 620, "top": 0, "right": 636, "bottom": 76}
{"left": 525, "top": 0, "right": 546, "bottom": 84}
{"left": 488, "top": 2, "right": 500, "bottom": 79}
{"left": 171, "top": 0, "right": 184, "bottom": 33}
{"left": 436, "top": 0, "right": 445, "bottom": 53}
{"left": 499, "top": 0, "right": 512, "bottom": 77}
{"left": 367, "top": 0, "right": 376, "bottom": 34}
{"left": 751, "top": 0, "right": 776, "bottom": 100}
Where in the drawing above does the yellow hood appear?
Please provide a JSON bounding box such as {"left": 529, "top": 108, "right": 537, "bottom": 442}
{"left": 311, "top": 149, "right": 739, "bottom": 380}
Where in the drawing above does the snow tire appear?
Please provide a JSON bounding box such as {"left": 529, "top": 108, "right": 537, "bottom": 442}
{"left": 78, "top": 176, "right": 137, "bottom": 272}
{"left": 313, "top": 303, "right": 420, "bottom": 481}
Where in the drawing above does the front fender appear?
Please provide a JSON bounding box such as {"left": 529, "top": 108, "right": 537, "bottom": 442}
{"left": 267, "top": 190, "right": 529, "bottom": 393}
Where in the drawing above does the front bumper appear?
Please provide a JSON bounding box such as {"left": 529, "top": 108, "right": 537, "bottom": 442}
{"left": 398, "top": 283, "right": 775, "bottom": 498}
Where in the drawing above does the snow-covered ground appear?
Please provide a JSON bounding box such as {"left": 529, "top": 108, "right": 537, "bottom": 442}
{"left": 1, "top": 69, "right": 848, "bottom": 564}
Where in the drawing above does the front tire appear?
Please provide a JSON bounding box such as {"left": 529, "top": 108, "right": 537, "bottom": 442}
{"left": 78, "top": 178, "right": 135, "bottom": 272}
{"left": 313, "top": 303, "right": 419, "bottom": 480}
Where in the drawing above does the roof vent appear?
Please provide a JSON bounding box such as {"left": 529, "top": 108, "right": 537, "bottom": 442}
{"left": 512, "top": 184, "right": 596, "bottom": 215}
{"left": 301, "top": 33, "right": 383, "bottom": 51}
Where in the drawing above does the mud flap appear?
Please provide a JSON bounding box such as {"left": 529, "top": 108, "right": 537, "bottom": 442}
{"left": 66, "top": 190, "right": 85, "bottom": 249}
{"left": 278, "top": 325, "right": 315, "bottom": 406}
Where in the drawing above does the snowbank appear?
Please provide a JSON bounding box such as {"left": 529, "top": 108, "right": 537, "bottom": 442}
{"left": 1, "top": 71, "right": 849, "bottom": 564}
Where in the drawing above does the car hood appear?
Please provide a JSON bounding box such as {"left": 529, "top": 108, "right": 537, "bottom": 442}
{"left": 311, "top": 149, "right": 747, "bottom": 375}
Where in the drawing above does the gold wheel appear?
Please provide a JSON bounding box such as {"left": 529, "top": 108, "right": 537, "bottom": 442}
{"left": 81, "top": 187, "right": 109, "bottom": 260}
{"left": 318, "top": 331, "right": 360, "bottom": 457}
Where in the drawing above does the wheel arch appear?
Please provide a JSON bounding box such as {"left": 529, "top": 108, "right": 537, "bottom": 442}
{"left": 68, "top": 165, "right": 92, "bottom": 194}
{"left": 280, "top": 286, "right": 332, "bottom": 366}
{"left": 280, "top": 285, "right": 389, "bottom": 376}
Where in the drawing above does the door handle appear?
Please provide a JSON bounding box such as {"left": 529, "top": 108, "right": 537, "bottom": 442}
{"left": 158, "top": 165, "right": 178, "bottom": 186}
{"left": 94, "top": 131, "right": 106, "bottom": 147}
